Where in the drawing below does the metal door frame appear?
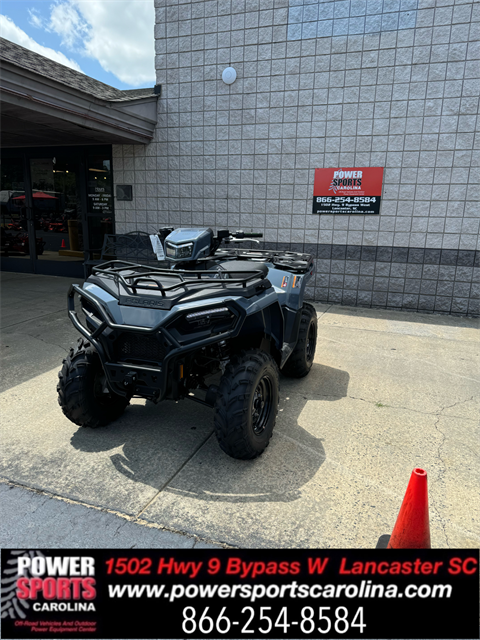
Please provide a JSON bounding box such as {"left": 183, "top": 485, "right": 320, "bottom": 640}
{"left": 1, "top": 145, "right": 114, "bottom": 277}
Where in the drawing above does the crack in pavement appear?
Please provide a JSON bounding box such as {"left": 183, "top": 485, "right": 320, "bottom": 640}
{"left": 135, "top": 431, "right": 216, "bottom": 519}
{"left": 282, "top": 389, "right": 476, "bottom": 422}
{"left": 430, "top": 406, "right": 454, "bottom": 547}
{"left": 2, "top": 309, "right": 66, "bottom": 330}
{"left": 345, "top": 394, "right": 478, "bottom": 421}
{"left": 315, "top": 304, "right": 333, "bottom": 321}
{"left": 25, "top": 333, "right": 69, "bottom": 354}
{"left": 347, "top": 395, "right": 438, "bottom": 417}
{"left": 282, "top": 390, "right": 478, "bottom": 421}
{"left": 427, "top": 397, "right": 475, "bottom": 547}
{"left": 275, "top": 431, "right": 326, "bottom": 460}
{"left": 0, "top": 478, "right": 232, "bottom": 548}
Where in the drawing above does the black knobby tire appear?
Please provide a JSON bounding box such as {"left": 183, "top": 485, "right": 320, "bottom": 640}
{"left": 282, "top": 303, "right": 318, "bottom": 378}
{"left": 214, "top": 349, "right": 280, "bottom": 460}
{"left": 57, "top": 338, "right": 129, "bottom": 428}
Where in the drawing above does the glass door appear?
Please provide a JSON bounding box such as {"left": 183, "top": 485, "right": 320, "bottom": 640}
{"left": 1, "top": 146, "right": 115, "bottom": 278}
{"left": 86, "top": 153, "right": 114, "bottom": 253}
{"left": 30, "top": 156, "right": 84, "bottom": 276}
{"left": 0, "top": 156, "right": 32, "bottom": 272}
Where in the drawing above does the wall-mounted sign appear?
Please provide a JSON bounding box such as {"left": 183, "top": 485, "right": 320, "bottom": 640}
{"left": 313, "top": 167, "right": 384, "bottom": 215}
{"left": 88, "top": 188, "right": 112, "bottom": 215}
{"left": 116, "top": 185, "right": 133, "bottom": 201}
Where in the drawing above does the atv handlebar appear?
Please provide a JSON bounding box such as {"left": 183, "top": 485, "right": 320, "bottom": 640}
{"left": 211, "top": 229, "right": 263, "bottom": 253}
{"left": 231, "top": 231, "right": 263, "bottom": 239}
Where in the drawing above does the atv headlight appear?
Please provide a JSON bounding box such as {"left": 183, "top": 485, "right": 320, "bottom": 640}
{"left": 167, "top": 305, "right": 237, "bottom": 343}
{"left": 165, "top": 242, "right": 176, "bottom": 258}
{"left": 186, "top": 307, "right": 231, "bottom": 326}
{"left": 165, "top": 241, "right": 193, "bottom": 259}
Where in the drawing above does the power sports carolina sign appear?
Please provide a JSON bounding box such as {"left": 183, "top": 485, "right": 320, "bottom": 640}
{"left": 1, "top": 549, "right": 478, "bottom": 639}
{"left": 312, "top": 167, "right": 384, "bottom": 215}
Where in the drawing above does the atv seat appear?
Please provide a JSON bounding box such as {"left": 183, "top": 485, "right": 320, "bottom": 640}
{"left": 83, "top": 231, "right": 166, "bottom": 278}
{"left": 213, "top": 260, "right": 269, "bottom": 278}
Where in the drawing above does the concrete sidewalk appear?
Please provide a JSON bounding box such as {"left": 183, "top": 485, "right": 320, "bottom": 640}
{"left": 1, "top": 271, "right": 479, "bottom": 549}
{"left": 0, "top": 482, "right": 222, "bottom": 549}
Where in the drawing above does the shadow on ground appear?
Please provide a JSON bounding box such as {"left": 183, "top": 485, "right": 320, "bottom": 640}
{"left": 70, "top": 363, "right": 349, "bottom": 505}
{"left": 321, "top": 303, "right": 479, "bottom": 329}
{"left": 0, "top": 273, "right": 81, "bottom": 392}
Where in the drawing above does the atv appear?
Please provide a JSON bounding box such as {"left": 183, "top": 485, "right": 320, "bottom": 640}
{"left": 57, "top": 228, "right": 317, "bottom": 459}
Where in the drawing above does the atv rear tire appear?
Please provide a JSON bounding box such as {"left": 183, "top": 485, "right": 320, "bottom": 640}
{"left": 57, "top": 338, "right": 129, "bottom": 428}
{"left": 214, "top": 349, "right": 279, "bottom": 460}
{"left": 282, "top": 303, "right": 317, "bottom": 378}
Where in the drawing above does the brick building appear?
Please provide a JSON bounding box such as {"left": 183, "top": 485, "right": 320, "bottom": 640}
{"left": 113, "top": 0, "right": 479, "bottom": 316}
{"left": 1, "top": 2, "right": 478, "bottom": 314}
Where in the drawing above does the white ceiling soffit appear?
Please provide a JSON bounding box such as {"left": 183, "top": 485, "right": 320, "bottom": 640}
{"left": 0, "top": 61, "right": 159, "bottom": 147}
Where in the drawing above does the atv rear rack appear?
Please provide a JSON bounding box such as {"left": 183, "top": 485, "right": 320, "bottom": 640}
{"left": 212, "top": 248, "right": 314, "bottom": 273}
{"left": 92, "top": 260, "right": 268, "bottom": 296}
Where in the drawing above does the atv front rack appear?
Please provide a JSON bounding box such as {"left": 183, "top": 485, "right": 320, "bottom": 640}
{"left": 92, "top": 260, "right": 268, "bottom": 296}
{"left": 67, "top": 283, "right": 248, "bottom": 401}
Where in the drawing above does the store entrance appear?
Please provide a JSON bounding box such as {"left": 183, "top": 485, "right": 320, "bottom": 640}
{"left": 1, "top": 146, "right": 114, "bottom": 278}
{"left": 30, "top": 156, "right": 84, "bottom": 273}
{"left": 0, "top": 156, "right": 31, "bottom": 273}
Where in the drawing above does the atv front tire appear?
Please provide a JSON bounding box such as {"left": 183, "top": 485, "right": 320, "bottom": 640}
{"left": 214, "top": 349, "right": 279, "bottom": 460}
{"left": 282, "top": 303, "right": 318, "bottom": 378}
{"left": 57, "top": 338, "right": 129, "bottom": 428}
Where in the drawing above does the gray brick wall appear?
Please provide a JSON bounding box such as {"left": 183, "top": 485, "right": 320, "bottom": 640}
{"left": 113, "top": 0, "right": 479, "bottom": 316}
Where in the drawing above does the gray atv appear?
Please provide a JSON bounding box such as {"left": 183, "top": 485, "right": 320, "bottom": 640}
{"left": 57, "top": 228, "right": 317, "bottom": 459}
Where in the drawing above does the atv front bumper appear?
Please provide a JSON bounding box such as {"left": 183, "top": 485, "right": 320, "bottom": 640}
{"left": 68, "top": 284, "right": 244, "bottom": 401}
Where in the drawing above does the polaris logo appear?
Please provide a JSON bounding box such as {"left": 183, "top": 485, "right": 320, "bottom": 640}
{"left": 119, "top": 296, "right": 167, "bottom": 309}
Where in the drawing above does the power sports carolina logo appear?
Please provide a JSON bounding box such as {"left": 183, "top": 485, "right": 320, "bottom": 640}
{"left": 1, "top": 551, "right": 97, "bottom": 617}
{"left": 1, "top": 551, "right": 45, "bottom": 620}
{"left": 312, "top": 167, "right": 384, "bottom": 215}
{"left": 329, "top": 169, "right": 363, "bottom": 194}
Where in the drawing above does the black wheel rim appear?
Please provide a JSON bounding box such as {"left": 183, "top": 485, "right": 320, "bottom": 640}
{"left": 251, "top": 375, "right": 273, "bottom": 435}
{"left": 306, "top": 321, "right": 316, "bottom": 363}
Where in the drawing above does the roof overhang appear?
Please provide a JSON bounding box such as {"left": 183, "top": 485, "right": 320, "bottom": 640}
{"left": 0, "top": 61, "right": 159, "bottom": 147}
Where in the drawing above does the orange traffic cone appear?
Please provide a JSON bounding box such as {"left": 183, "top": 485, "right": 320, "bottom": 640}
{"left": 387, "top": 468, "right": 431, "bottom": 549}
{"left": 60, "top": 239, "right": 66, "bottom": 249}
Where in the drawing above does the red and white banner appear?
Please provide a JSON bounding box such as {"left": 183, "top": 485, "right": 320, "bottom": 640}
{"left": 312, "top": 167, "right": 384, "bottom": 215}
